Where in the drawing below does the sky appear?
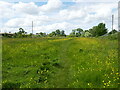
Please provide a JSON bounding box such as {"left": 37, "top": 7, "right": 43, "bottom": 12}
{"left": 0, "top": 0, "right": 119, "bottom": 34}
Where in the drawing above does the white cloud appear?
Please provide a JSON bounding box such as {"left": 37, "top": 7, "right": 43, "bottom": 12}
{"left": 59, "top": 9, "right": 86, "bottom": 20}
{"left": 39, "top": 0, "right": 62, "bottom": 12}
{"left": 12, "top": 2, "right": 39, "bottom": 15}
{"left": 5, "top": 18, "right": 24, "bottom": 28}
{"left": 0, "top": 1, "right": 14, "bottom": 19}
{"left": 5, "top": 15, "right": 52, "bottom": 28}
{"left": 0, "top": 1, "right": 118, "bottom": 34}
{"left": 29, "top": 22, "right": 80, "bottom": 34}
{"left": 58, "top": 2, "right": 117, "bottom": 28}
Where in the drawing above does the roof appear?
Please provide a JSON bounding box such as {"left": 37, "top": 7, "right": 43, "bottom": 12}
{"left": 0, "top": 33, "right": 14, "bottom": 35}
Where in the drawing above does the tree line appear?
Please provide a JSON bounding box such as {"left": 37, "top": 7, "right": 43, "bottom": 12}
{"left": 2, "top": 23, "right": 118, "bottom": 38}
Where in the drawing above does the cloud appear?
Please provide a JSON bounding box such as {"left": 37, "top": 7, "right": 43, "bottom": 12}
{"left": 39, "top": 0, "right": 62, "bottom": 12}
{"left": 83, "top": 3, "right": 117, "bottom": 23}
{"left": 12, "top": 2, "right": 39, "bottom": 15}
{"left": 0, "top": 0, "right": 118, "bottom": 34}
{"left": 5, "top": 15, "right": 52, "bottom": 28}
{"left": 59, "top": 9, "right": 86, "bottom": 20}
{"left": 27, "top": 22, "right": 80, "bottom": 34}
{"left": 5, "top": 18, "right": 24, "bottom": 28}
{"left": 58, "top": 2, "right": 117, "bottom": 26}
{"left": 0, "top": 1, "right": 14, "bottom": 19}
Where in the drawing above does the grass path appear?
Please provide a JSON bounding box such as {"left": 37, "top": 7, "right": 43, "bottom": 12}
{"left": 52, "top": 39, "right": 73, "bottom": 88}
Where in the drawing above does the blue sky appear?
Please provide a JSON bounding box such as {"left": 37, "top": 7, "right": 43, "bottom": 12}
{"left": 0, "top": 0, "right": 118, "bottom": 34}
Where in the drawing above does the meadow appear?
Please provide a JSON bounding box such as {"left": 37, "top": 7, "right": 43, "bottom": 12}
{"left": 2, "top": 37, "right": 119, "bottom": 88}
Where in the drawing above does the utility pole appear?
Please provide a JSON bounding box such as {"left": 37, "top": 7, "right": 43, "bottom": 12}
{"left": 32, "top": 21, "right": 33, "bottom": 37}
{"left": 118, "top": 1, "right": 120, "bottom": 32}
{"left": 112, "top": 15, "right": 114, "bottom": 32}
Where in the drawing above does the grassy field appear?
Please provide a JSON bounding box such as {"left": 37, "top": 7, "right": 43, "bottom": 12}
{"left": 2, "top": 37, "right": 119, "bottom": 88}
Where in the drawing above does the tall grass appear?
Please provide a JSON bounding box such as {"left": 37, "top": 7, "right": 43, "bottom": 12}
{"left": 2, "top": 37, "right": 119, "bottom": 88}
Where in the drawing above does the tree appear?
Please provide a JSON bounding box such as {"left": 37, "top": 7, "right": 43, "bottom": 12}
{"left": 39, "top": 32, "right": 44, "bottom": 36}
{"left": 70, "top": 28, "right": 83, "bottom": 37}
{"left": 76, "top": 28, "right": 83, "bottom": 34}
{"left": 55, "top": 29, "right": 61, "bottom": 36}
{"left": 108, "top": 29, "right": 118, "bottom": 34}
{"left": 84, "top": 31, "right": 92, "bottom": 37}
{"left": 84, "top": 30, "right": 89, "bottom": 32}
{"left": 43, "top": 33, "right": 47, "bottom": 37}
{"left": 60, "top": 30, "right": 66, "bottom": 36}
{"left": 18, "top": 28, "right": 25, "bottom": 34}
{"left": 89, "top": 23, "right": 107, "bottom": 37}
{"left": 69, "top": 29, "right": 76, "bottom": 37}
{"left": 48, "top": 31, "right": 56, "bottom": 37}
{"left": 13, "top": 32, "right": 17, "bottom": 38}
{"left": 71, "top": 30, "right": 76, "bottom": 35}
{"left": 48, "top": 30, "right": 66, "bottom": 37}
{"left": 14, "top": 28, "right": 27, "bottom": 38}
{"left": 76, "top": 28, "right": 83, "bottom": 37}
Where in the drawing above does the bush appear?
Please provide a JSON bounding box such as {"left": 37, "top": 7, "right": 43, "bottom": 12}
{"left": 99, "top": 33, "right": 118, "bottom": 40}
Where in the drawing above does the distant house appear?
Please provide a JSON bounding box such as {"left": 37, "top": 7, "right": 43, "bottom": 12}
{"left": 36, "top": 33, "right": 39, "bottom": 35}
{"left": 0, "top": 33, "right": 14, "bottom": 37}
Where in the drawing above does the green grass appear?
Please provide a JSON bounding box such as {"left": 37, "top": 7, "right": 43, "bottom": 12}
{"left": 2, "top": 37, "right": 119, "bottom": 88}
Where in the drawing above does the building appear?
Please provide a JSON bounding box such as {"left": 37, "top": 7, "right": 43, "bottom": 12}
{"left": 0, "top": 33, "right": 14, "bottom": 37}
